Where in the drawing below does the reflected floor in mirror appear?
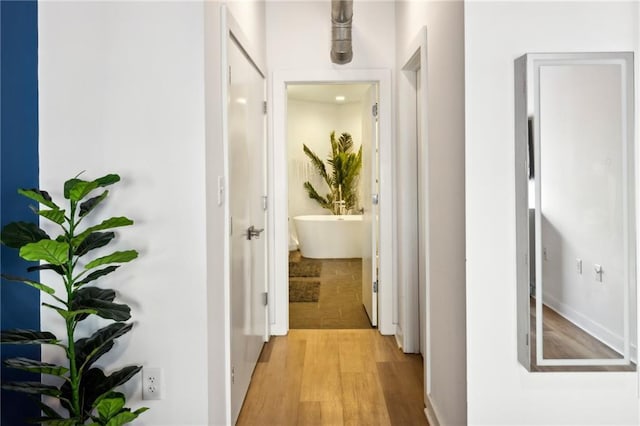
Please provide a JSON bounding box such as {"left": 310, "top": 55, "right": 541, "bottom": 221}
{"left": 530, "top": 298, "right": 635, "bottom": 372}
{"left": 236, "top": 330, "right": 428, "bottom": 426}
{"left": 289, "top": 251, "right": 372, "bottom": 329}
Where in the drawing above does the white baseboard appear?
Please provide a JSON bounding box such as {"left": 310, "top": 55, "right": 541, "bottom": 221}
{"left": 395, "top": 324, "right": 404, "bottom": 351}
{"left": 424, "top": 394, "right": 441, "bottom": 426}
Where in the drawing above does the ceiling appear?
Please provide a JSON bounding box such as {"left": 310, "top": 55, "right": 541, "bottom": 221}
{"left": 287, "top": 83, "right": 372, "bottom": 104}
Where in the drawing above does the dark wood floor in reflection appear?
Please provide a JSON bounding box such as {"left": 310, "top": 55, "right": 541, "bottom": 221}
{"left": 530, "top": 298, "right": 635, "bottom": 372}
{"left": 289, "top": 251, "right": 372, "bottom": 329}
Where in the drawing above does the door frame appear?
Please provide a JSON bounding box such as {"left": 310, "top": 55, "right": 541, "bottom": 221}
{"left": 220, "top": 6, "right": 268, "bottom": 425}
{"left": 268, "top": 69, "right": 395, "bottom": 336}
{"left": 399, "top": 26, "right": 436, "bottom": 424}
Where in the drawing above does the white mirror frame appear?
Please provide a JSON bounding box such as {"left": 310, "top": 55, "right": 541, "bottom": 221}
{"left": 516, "top": 52, "right": 636, "bottom": 369}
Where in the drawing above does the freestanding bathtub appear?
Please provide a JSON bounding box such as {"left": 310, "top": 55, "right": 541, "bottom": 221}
{"left": 293, "top": 215, "right": 363, "bottom": 259}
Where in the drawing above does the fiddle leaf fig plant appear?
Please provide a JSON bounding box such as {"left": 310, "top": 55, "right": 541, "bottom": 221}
{"left": 303, "top": 131, "right": 362, "bottom": 215}
{"left": 0, "top": 173, "right": 147, "bottom": 425}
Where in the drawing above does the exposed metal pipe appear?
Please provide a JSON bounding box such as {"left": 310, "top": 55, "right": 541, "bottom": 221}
{"left": 331, "top": 0, "right": 353, "bottom": 65}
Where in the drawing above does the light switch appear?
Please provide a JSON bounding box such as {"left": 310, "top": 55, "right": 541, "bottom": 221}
{"left": 594, "top": 264, "right": 603, "bottom": 282}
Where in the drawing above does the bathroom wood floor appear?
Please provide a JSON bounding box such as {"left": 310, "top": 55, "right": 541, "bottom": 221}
{"left": 289, "top": 252, "right": 371, "bottom": 329}
{"left": 236, "top": 329, "right": 428, "bottom": 426}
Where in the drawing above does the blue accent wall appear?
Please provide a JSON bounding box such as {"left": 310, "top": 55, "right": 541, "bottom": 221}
{"left": 1, "top": 1, "right": 41, "bottom": 424}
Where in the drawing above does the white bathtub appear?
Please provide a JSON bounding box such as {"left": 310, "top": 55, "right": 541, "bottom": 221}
{"left": 293, "top": 215, "right": 363, "bottom": 259}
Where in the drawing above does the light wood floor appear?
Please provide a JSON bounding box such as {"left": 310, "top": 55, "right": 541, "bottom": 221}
{"left": 236, "top": 329, "right": 428, "bottom": 426}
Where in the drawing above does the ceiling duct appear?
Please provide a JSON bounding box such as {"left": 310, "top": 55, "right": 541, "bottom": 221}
{"left": 330, "top": 0, "right": 353, "bottom": 65}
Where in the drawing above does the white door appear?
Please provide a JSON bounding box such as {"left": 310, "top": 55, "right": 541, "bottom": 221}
{"left": 228, "top": 36, "right": 268, "bottom": 423}
{"left": 362, "top": 84, "right": 379, "bottom": 326}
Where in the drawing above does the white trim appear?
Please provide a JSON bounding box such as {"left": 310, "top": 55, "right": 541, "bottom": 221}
{"left": 424, "top": 393, "right": 441, "bottom": 426}
{"left": 400, "top": 26, "right": 431, "bottom": 397}
{"left": 270, "top": 68, "right": 394, "bottom": 336}
{"left": 219, "top": 7, "right": 231, "bottom": 425}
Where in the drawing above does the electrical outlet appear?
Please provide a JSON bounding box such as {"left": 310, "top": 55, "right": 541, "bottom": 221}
{"left": 142, "top": 368, "right": 163, "bottom": 400}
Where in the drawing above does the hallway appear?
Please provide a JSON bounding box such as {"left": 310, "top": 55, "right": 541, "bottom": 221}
{"left": 236, "top": 329, "right": 428, "bottom": 425}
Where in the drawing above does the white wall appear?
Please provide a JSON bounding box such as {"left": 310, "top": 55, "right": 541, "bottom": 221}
{"left": 465, "top": 2, "right": 639, "bottom": 424}
{"left": 395, "top": 2, "right": 467, "bottom": 425}
{"left": 38, "top": 2, "right": 208, "bottom": 425}
{"left": 39, "top": 1, "right": 267, "bottom": 425}
{"left": 287, "top": 99, "right": 363, "bottom": 219}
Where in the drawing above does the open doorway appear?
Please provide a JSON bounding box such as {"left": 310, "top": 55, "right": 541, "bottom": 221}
{"left": 285, "top": 83, "right": 379, "bottom": 329}
{"left": 268, "top": 69, "right": 394, "bottom": 336}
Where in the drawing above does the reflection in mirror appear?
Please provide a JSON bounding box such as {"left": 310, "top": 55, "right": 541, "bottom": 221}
{"left": 515, "top": 53, "right": 637, "bottom": 372}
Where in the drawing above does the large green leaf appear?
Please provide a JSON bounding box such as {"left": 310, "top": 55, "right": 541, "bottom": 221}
{"left": 37, "top": 419, "right": 80, "bottom": 426}
{"left": 84, "top": 250, "right": 138, "bottom": 271}
{"left": 17, "top": 188, "right": 58, "bottom": 209}
{"left": 63, "top": 177, "right": 95, "bottom": 201}
{"left": 4, "top": 357, "right": 69, "bottom": 376}
{"left": 1, "top": 221, "right": 50, "bottom": 248}
{"left": 81, "top": 300, "right": 130, "bottom": 322}
{"left": 31, "top": 399, "right": 63, "bottom": 420}
{"left": 73, "top": 217, "right": 134, "bottom": 247}
{"left": 74, "top": 265, "right": 120, "bottom": 287}
{"left": 75, "top": 322, "right": 132, "bottom": 371}
{"left": 37, "top": 209, "right": 66, "bottom": 225}
{"left": 19, "top": 240, "right": 69, "bottom": 265}
{"left": 1, "top": 381, "right": 60, "bottom": 397}
{"left": 1, "top": 273, "right": 56, "bottom": 295}
{"left": 42, "top": 302, "right": 97, "bottom": 321}
{"left": 64, "top": 174, "right": 120, "bottom": 202}
{"left": 80, "top": 191, "right": 108, "bottom": 217}
{"left": 105, "top": 411, "right": 139, "bottom": 426}
{"left": 1, "top": 329, "right": 58, "bottom": 345}
{"left": 95, "top": 392, "right": 126, "bottom": 422}
{"left": 71, "top": 287, "right": 130, "bottom": 322}
{"left": 94, "top": 174, "right": 121, "bottom": 188}
{"left": 27, "top": 263, "right": 66, "bottom": 276}
{"left": 75, "top": 232, "right": 115, "bottom": 257}
{"left": 77, "top": 366, "right": 142, "bottom": 415}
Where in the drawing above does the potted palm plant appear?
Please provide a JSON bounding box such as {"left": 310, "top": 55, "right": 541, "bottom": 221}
{"left": 303, "top": 131, "right": 362, "bottom": 215}
{"left": 0, "top": 173, "right": 147, "bottom": 425}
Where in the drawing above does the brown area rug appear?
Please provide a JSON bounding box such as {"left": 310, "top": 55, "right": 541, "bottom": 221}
{"left": 289, "top": 280, "right": 320, "bottom": 302}
{"left": 288, "top": 259, "right": 322, "bottom": 277}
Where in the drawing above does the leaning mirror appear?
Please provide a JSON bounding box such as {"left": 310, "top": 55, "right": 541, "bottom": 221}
{"left": 515, "top": 52, "right": 637, "bottom": 371}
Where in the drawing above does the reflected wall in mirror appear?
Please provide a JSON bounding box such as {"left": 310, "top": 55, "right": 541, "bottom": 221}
{"left": 515, "top": 52, "right": 637, "bottom": 372}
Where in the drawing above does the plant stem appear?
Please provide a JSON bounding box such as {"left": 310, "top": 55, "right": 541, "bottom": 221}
{"left": 65, "top": 202, "right": 81, "bottom": 419}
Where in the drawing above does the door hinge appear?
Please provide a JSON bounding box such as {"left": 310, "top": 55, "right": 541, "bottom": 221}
{"left": 263, "top": 101, "right": 267, "bottom": 114}
{"left": 372, "top": 193, "right": 379, "bottom": 205}
{"left": 262, "top": 292, "right": 268, "bottom": 306}
{"left": 525, "top": 333, "right": 529, "bottom": 346}
{"left": 262, "top": 195, "right": 268, "bottom": 211}
{"left": 231, "top": 366, "right": 235, "bottom": 384}
{"left": 228, "top": 66, "right": 231, "bottom": 85}
{"left": 372, "top": 102, "right": 378, "bottom": 118}
{"left": 230, "top": 216, "right": 233, "bottom": 236}
{"left": 373, "top": 280, "right": 378, "bottom": 293}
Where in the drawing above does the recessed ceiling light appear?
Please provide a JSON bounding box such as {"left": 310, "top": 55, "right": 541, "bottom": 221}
{"left": 335, "top": 95, "right": 346, "bottom": 102}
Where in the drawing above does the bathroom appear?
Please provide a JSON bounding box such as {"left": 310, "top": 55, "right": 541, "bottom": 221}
{"left": 286, "top": 82, "right": 378, "bottom": 329}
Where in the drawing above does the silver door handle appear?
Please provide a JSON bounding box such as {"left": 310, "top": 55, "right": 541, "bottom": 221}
{"left": 247, "top": 225, "right": 264, "bottom": 240}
